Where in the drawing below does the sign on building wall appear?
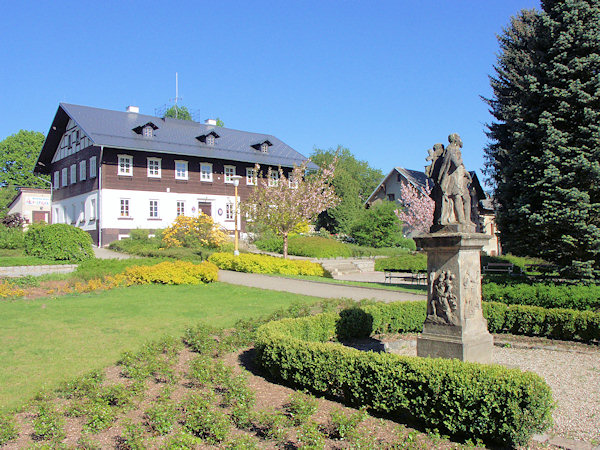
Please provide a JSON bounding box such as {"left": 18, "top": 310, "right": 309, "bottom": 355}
{"left": 25, "top": 197, "right": 51, "bottom": 207}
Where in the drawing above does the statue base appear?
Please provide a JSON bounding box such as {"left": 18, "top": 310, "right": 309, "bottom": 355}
{"left": 417, "top": 324, "right": 493, "bottom": 364}
{"left": 414, "top": 232, "right": 493, "bottom": 364}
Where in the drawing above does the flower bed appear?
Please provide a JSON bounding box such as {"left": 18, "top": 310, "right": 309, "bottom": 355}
{"left": 208, "top": 253, "right": 325, "bottom": 277}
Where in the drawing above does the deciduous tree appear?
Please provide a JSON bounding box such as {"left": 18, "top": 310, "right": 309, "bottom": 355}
{"left": 396, "top": 181, "right": 434, "bottom": 234}
{"left": 164, "top": 105, "right": 193, "bottom": 121}
{"left": 484, "top": 1, "right": 600, "bottom": 279}
{"left": 242, "top": 161, "right": 339, "bottom": 258}
{"left": 0, "top": 130, "right": 47, "bottom": 188}
{"left": 311, "top": 147, "right": 383, "bottom": 234}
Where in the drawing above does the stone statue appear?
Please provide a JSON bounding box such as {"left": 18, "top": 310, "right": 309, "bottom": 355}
{"left": 426, "top": 133, "right": 474, "bottom": 232}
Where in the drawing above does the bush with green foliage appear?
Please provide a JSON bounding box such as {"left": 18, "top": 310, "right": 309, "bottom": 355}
{"left": 32, "top": 403, "right": 66, "bottom": 441}
{"left": 285, "top": 391, "right": 318, "bottom": 425}
{"left": 483, "top": 282, "right": 600, "bottom": 311}
{"left": 24, "top": 223, "right": 94, "bottom": 262}
{"left": 255, "top": 304, "right": 555, "bottom": 447}
{"left": 209, "top": 252, "right": 325, "bottom": 276}
{"left": 350, "top": 201, "right": 406, "bottom": 248}
{"left": 374, "top": 253, "right": 427, "bottom": 272}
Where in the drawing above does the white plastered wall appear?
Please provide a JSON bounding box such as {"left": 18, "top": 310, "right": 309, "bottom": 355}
{"left": 99, "top": 188, "right": 240, "bottom": 232}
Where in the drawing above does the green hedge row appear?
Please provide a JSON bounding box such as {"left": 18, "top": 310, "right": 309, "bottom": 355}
{"left": 334, "top": 300, "right": 600, "bottom": 344}
{"left": 483, "top": 282, "right": 600, "bottom": 311}
{"left": 255, "top": 307, "right": 554, "bottom": 447}
{"left": 374, "top": 253, "right": 427, "bottom": 272}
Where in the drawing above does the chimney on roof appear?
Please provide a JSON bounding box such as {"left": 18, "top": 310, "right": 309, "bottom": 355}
{"left": 126, "top": 106, "right": 139, "bottom": 113}
{"left": 205, "top": 119, "right": 217, "bottom": 126}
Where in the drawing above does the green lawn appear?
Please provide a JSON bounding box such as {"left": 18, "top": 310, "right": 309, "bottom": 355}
{"left": 0, "top": 249, "right": 69, "bottom": 266}
{"left": 0, "top": 282, "right": 320, "bottom": 410}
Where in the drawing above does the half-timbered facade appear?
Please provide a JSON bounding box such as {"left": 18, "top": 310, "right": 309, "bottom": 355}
{"left": 35, "top": 103, "right": 315, "bottom": 246}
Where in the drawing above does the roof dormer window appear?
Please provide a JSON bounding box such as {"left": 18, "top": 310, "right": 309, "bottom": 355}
{"left": 132, "top": 122, "right": 159, "bottom": 136}
{"left": 252, "top": 140, "right": 273, "bottom": 152}
{"left": 196, "top": 130, "right": 220, "bottom": 145}
{"left": 142, "top": 126, "right": 153, "bottom": 137}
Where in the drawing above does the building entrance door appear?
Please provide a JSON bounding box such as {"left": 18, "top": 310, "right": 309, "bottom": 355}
{"left": 198, "top": 202, "right": 212, "bottom": 217}
{"left": 32, "top": 211, "right": 50, "bottom": 223}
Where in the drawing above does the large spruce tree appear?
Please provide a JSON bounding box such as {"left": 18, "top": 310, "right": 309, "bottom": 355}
{"left": 484, "top": 0, "right": 600, "bottom": 279}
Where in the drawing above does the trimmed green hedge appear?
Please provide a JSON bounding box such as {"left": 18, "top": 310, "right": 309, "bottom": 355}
{"left": 483, "top": 282, "right": 600, "bottom": 311}
{"left": 374, "top": 253, "right": 427, "bottom": 272}
{"left": 333, "top": 300, "right": 599, "bottom": 344}
{"left": 255, "top": 304, "right": 555, "bottom": 447}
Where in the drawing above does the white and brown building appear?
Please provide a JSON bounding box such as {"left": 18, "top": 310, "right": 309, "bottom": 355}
{"left": 35, "top": 103, "right": 315, "bottom": 246}
{"left": 6, "top": 187, "right": 52, "bottom": 228}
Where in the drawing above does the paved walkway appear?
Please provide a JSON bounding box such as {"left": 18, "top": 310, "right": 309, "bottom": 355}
{"left": 218, "top": 270, "right": 425, "bottom": 303}
{"left": 93, "top": 247, "right": 134, "bottom": 259}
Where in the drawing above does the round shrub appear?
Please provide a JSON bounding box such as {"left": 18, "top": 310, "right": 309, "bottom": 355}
{"left": 24, "top": 223, "right": 94, "bottom": 262}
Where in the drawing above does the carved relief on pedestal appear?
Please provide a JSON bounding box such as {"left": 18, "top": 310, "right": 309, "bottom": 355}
{"left": 462, "top": 266, "right": 481, "bottom": 318}
{"left": 426, "top": 270, "right": 459, "bottom": 326}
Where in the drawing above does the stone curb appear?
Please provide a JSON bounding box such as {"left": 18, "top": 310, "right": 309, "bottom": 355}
{"left": 0, "top": 265, "right": 78, "bottom": 277}
{"left": 532, "top": 433, "right": 599, "bottom": 450}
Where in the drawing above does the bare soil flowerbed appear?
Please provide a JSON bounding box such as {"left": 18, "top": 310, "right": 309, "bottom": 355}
{"left": 3, "top": 345, "right": 483, "bottom": 450}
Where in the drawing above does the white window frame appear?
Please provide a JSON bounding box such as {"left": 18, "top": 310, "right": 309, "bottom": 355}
{"left": 90, "top": 156, "right": 97, "bottom": 178}
{"left": 70, "top": 164, "right": 77, "bottom": 184}
{"left": 246, "top": 167, "right": 256, "bottom": 185}
{"left": 147, "top": 157, "right": 161, "bottom": 178}
{"left": 90, "top": 198, "right": 96, "bottom": 221}
{"left": 142, "top": 125, "right": 153, "bottom": 137}
{"left": 80, "top": 201, "right": 85, "bottom": 223}
{"left": 224, "top": 165, "right": 236, "bottom": 183}
{"left": 288, "top": 173, "right": 299, "bottom": 189}
{"left": 226, "top": 202, "right": 234, "bottom": 220}
{"left": 79, "top": 160, "right": 86, "bottom": 181}
{"left": 200, "top": 162, "right": 213, "bottom": 182}
{"left": 206, "top": 135, "right": 215, "bottom": 146}
{"left": 118, "top": 154, "right": 133, "bottom": 176}
{"left": 149, "top": 199, "right": 159, "bottom": 218}
{"left": 61, "top": 168, "right": 67, "bottom": 187}
{"left": 268, "top": 170, "right": 279, "bottom": 187}
{"left": 175, "top": 160, "right": 188, "bottom": 180}
{"left": 261, "top": 142, "right": 269, "bottom": 153}
{"left": 53, "top": 171, "right": 59, "bottom": 189}
{"left": 120, "top": 198, "right": 130, "bottom": 218}
{"left": 176, "top": 200, "right": 185, "bottom": 216}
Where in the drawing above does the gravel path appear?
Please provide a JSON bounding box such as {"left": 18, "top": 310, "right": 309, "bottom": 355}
{"left": 383, "top": 336, "right": 600, "bottom": 443}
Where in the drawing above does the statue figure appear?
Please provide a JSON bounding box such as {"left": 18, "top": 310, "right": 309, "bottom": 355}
{"left": 425, "top": 133, "right": 474, "bottom": 232}
{"left": 427, "top": 270, "right": 458, "bottom": 325}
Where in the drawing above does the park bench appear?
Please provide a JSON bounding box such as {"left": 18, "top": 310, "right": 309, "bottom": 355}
{"left": 384, "top": 270, "right": 427, "bottom": 285}
{"left": 482, "top": 262, "right": 514, "bottom": 275}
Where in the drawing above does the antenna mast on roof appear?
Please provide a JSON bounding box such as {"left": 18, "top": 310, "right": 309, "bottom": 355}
{"left": 170, "top": 72, "right": 183, "bottom": 119}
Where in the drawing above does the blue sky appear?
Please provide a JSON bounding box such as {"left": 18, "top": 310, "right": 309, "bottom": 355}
{"left": 0, "top": 0, "right": 540, "bottom": 182}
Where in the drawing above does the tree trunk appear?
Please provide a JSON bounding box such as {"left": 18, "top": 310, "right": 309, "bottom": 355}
{"left": 283, "top": 232, "right": 288, "bottom": 259}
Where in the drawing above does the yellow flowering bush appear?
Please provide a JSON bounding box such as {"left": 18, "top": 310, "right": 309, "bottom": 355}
{"left": 0, "top": 280, "right": 25, "bottom": 299}
{"left": 208, "top": 252, "right": 325, "bottom": 277}
{"left": 123, "top": 261, "right": 218, "bottom": 285}
{"left": 162, "top": 214, "right": 229, "bottom": 249}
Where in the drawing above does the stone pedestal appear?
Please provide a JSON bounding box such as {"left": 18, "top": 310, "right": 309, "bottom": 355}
{"left": 414, "top": 232, "right": 493, "bottom": 364}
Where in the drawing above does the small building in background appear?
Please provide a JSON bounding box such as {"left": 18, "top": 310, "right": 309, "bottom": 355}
{"left": 7, "top": 187, "right": 52, "bottom": 228}
{"left": 366, "top": 167, "right": 500, "bottom": 255}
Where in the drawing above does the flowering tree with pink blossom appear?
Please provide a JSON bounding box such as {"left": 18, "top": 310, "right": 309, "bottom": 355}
{"left": 396, "top": 181, "right": 434, "bottom": 234}
{"left": 241, "top": 161, "right": 339, "bottom": 258}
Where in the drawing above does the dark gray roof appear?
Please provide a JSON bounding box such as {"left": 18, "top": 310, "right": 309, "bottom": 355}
{"left": 36, "top": 103, "right": 317, "bottom": 172}
{"left": 396, "top": 167, "right": 432, "bottom": 191}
